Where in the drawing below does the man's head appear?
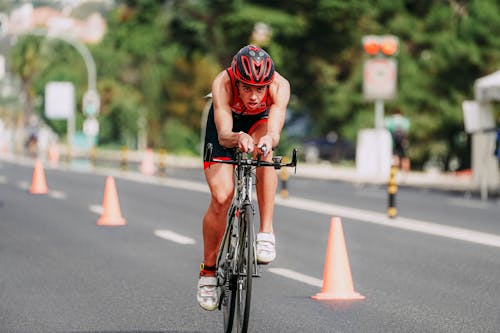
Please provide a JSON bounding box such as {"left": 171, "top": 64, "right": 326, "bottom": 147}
{"left": 231, "top": 45, "right": 275, "bottom": 86}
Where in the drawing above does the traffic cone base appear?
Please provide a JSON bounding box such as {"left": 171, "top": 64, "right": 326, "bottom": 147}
{"left": 311, "top": 217, "right": 365, "bottom": 301}
{"left": 30, "top": 160, "right": 49, "bottom": 194}
{"left": 97, "top": 176, "right": 126, "bottom": 226}
{"left": 97, "top": 215, "right": 126, "bottom": 226}
{"left": 312, "top": 291, "right": 365, "bottom": 300}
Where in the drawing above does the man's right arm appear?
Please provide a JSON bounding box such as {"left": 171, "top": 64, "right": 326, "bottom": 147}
{"left": 212, "top": 72, "right": 253, "bottom": 152}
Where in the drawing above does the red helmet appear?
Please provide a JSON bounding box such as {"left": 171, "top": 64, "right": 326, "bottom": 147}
{"left": 231, "top": 45, "right": 275, "bottom": 86}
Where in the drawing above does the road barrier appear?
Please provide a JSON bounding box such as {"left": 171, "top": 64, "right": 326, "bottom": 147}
{"left": 280, "top": 157, "right": 289, "bottom": 198}
{"left": 158, "top": 149, "right": 167, "bottom": 178}
{"left": 120, "top": 146, "right": 128, "bottom": 171}
{"left": 387, "top": 165, "right": 398, "bottom": 218}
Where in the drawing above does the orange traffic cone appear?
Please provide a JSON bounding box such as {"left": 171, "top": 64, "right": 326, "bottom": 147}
{"left": 140, "top": 148, "right": 156, "bottom": 176}
{"left": 29, "top": 159, "right": 49, "bottom": 194}
{"left": 312, "top": 217, "right": 365, "bottom": 300}
{"left": 48, "top": 143, "right": 60, "bottom": 167}
{"left": 97, "top": 176, "right": 126, "bottom": 226}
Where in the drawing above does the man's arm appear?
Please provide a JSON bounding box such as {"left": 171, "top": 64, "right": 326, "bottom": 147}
{"left": 258, "top": 72, "right": 290, "bottom": 150}
{"left": 212, "top": 71, "right": 254, "bottom": 151}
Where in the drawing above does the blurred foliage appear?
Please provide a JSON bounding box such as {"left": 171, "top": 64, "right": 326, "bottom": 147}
{"left": 6, "top": 0, "right": 500, "bottom": 169}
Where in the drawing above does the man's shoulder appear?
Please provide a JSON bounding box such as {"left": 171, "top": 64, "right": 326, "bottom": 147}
{"left": 214, "top": 69, "right": 230, "bottom": 83}
{"left": 274, "top": 72, "right": 289, "bottom": 85}
{"left": 271, "top": 72, "right": 290, "bottom": 95}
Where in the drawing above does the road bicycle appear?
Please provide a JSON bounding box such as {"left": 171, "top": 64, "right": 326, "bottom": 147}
{"left": 204, "top": 143, "right": 297, "bottom": 333}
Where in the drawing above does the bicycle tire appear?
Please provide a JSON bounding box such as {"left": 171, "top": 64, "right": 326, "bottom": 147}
{"left": 235, "top": 204, "right": 254, "bottom": 333}
{"left": 221, "top": 209, "right": 238, "bottom": 333}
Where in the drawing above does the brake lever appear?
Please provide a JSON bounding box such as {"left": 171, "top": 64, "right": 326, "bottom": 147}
{"left": 291, "top": 148, "right": 298, "bottom": 174}
{"left": 204, "top": 143, "right": 213, "bottom": 166}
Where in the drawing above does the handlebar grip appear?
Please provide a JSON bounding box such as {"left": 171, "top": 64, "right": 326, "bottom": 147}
{"left": 204, "top": 143, "right": 213, "bottom": 162}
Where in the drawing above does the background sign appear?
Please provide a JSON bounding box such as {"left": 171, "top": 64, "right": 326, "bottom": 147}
{"left": 83, "top": 117, "right": 99, "bottom": 137}
{"left": 83, "top": 89, "right": 100, "bottom": 117}
{"left": 44, "top": 82, "right": 75, "bottom": 119}
{"left": 363, "top": 58, "right": 397, "bottom": 100}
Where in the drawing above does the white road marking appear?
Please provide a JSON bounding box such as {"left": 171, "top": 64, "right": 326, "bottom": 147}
{"left": 0, "top": 175, "right": 7, "bottom": 184}
{"left": 447, "top": 198, "right": 489, "bottom": 209}
{"left": 268, "top": 268, "right": 322, "bottom": 288}
{"left": 17, "top": 180, "right": 29, "bottom": 190}
{"left": 146, "top": 177, "right": 500, "bottom": 249}
{"left": 49, "top": 190, "right": 66, "bottom": 199}
{"left": 154, "top": 229, "right": 196, "bottom": 245}
{"left": 275, "top": 196, "right": 500, "bottom": 249}
{"left": 89, "top": 204, "right": 103, "bottom": 215}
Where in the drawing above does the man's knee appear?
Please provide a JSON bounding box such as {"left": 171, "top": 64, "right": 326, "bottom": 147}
{"left": 210, "top": 189, "right": 233, "bottom": 213}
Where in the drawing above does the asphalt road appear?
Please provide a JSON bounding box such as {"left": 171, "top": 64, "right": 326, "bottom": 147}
{"left": 1, "top": 158, "right": 500, "bottom": 332}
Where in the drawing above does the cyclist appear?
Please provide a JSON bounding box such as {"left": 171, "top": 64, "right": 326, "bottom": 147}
{"left": 197, "top": 45, "right": 290, "bottom": 310}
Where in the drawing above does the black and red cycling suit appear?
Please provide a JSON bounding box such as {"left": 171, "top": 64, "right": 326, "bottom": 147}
{"left": 203, "top": 67, "right": 273, "bottom": 169}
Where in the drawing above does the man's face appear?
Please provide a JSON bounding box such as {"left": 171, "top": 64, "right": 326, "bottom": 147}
{"left": 237, "top": 82, "right": 268, "bottom": 111}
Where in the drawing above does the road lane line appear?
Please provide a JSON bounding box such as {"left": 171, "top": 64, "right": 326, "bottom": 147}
{"left": 17, "top": 180, "right": 29, "bottom": 190}
{"left": 49, "top": 190, "right": 66, "bottom": 199}
{"left": 268, "top": 268, "right": 322, "bottom": 288}
{"left": 89, "top": 204, "right": 103, "bottom": 215}
{"left": 154, "top": 229, "right": 196, "bottom": 245}
{"left": 447, "top": 198, "right": 489, "bottom": 209}
{"left": 147, "top": 177, "right": 500, "bottom": 249}
{"left": 275, "top": 196, "right": 500, "bottom": 249}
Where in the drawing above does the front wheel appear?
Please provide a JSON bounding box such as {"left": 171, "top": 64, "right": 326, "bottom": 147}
{"left": 235, "top": 204, "right": 254, "bottom": 333}
{"left": 220, "top": 209, "right": 238, "bottom": 333}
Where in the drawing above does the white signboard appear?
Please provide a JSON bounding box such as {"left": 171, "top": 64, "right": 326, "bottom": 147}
{"left": 462, "top": 100, "right": 495, "bottom": 133}
{"left": 363, "top": 58, "right": 397, "bottom": 100}
{"left": 45, "top": 82, "right": 75, "bottom": 119}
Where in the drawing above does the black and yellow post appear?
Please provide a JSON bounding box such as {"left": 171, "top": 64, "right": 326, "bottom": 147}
{"left": 158, "top": 149, "right": 167, "bottom": 178}
{"left": 66, "top": 145, "right": 72, "bottom": 164}
{"left": 280, "top": 157, "right": 289, "bottom": 198}
{"left": 120, "top": 146, "right": 128, "bottom": 171}
{"left": 387, "top": 165, "right": 398, "bottom": 218}
{"left": 89, "top": 146, "right": 97, "bottom": 168}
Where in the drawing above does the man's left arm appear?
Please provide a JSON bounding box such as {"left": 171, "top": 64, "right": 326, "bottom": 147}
{"left": 258, "top": 73, "right": 290, "bottom": 151}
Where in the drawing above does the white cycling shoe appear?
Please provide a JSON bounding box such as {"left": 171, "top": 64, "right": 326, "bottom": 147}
{"left": 256, "top": 232, "right": 276, "bottom": 264}
{"left": 197, "top": 276, "right": 218, "bottom": 311}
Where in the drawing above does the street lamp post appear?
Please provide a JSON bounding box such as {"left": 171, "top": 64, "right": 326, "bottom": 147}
{"left": 27, "top": 29, "right": 100, "bottom": 153}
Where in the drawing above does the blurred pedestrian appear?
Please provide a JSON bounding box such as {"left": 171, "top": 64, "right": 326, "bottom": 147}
{"left": 384, "top": 108, "right": 410, "bottom": 172}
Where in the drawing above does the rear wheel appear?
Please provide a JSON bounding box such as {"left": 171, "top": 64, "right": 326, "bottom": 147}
{"left": 235, "top": 204, "right": 254, "bottom": 333}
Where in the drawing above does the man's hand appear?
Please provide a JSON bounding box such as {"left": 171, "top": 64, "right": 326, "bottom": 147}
{"left": 237, "top": 131, "right": 254, "bottom": 153}
{"left": 257, "top": 134, "right": 274, "bottom": 157}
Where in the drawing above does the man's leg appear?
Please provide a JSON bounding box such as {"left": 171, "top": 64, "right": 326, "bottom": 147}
{"left": 203, "top": 163, "right": 234, "bottom": 267}
{"left": 251, "top": 123, "right": 278, "bottom": 264}
{"left": 251, "top": 123, "right": 277, "bottom": 233}
{"left": 198, "top": 162, "right": 234, "bottom": 311}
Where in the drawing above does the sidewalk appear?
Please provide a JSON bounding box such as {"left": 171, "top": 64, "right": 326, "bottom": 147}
{"left": 295, "top": 162, "right": 476, "bottom": 193}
